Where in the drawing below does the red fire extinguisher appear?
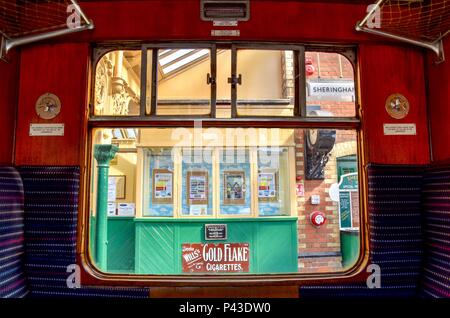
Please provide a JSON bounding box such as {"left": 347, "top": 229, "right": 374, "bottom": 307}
{"left": 310, "top": 211, "right": 326, "bottom": 227}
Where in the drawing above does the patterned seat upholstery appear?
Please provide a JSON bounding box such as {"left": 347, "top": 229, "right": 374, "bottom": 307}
{"left": 0, "top": 167, "right": 29, "bottom": 298}
{"left": 300, "top": 164, "right": 425, "bottom": 297}
{"left": 1, "top": 164, "right": 448, "bottom": 298}
{"left": 421, "top": 165, "right": 450, "bottom": 298}
{"left": 18, "top": 166, "right": 149, "bottom": 298}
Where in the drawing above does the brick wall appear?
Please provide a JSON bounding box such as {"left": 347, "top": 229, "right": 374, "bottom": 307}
{"left": 295, "top": 130, "right": 344, "bottom": 273}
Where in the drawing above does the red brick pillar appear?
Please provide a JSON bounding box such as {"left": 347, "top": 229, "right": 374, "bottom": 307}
{"left": 294, "top": 129, "right": 342, "bottom": 273}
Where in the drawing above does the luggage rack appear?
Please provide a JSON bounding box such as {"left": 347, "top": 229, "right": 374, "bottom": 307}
{"left": 0, "top": 0, "right": 93, "bottom": 61}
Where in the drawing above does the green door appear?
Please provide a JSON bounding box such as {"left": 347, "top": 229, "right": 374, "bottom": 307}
{"left": 337, "top": 155, "right": 357, "bottom": 182}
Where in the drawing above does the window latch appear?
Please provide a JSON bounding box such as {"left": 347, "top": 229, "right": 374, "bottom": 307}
{"left": 227, "top": 74, "right": 242, "bottom": 86}
{"left": 207, "top": 73, "right": 216, "bottom": 85}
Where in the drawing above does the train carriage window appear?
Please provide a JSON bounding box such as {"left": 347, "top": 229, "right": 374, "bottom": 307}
{"left": 89, "top": 128, "right": 360, "bottom": 274}
{"left": 236, "top": 50, "right": 296, "bottom": 117}
{"left": 94, "top": 50, "right": 142, "bottom": 116}
{"left": 305, "top": 52, "right": 356, "bottom": 118}
{"left": 93, "top": 48, "right": 357, "bottom": 120}
{"left": 154, "top": 48, "right": 213, "bottom": 116}
{"left": 88, "top": 44, "right": 362, "bottom": 279}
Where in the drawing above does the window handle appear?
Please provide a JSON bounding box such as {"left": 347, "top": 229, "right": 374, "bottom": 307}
{"left": 207, "top": 73, "right": 216, "bottom": 85}
{"left": 227, "top": 74, "right": 242, "bottom": 86}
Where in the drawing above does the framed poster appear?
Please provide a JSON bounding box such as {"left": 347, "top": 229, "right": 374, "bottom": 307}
{"left": 109, "top": 175, "right": 126, "bottom": 200}
{"left": 223, "top": 171, "right": 246, "bottom": 205}
{"left": 258, "top": 171, "right": 278, "bottom": 202}
{"left": 152, "top": 169, "right": 173, "bottom": 204}
{"left": 187, "top": 171, "right": 208, "bottom": 205}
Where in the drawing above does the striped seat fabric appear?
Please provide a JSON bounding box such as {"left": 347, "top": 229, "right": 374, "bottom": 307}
{"left": 300, "top": 164, "right": 425, "bottom": 297}
{"left": 2, "top": 164, "right": 448, "bottom": 298}
{"left": 19, "top": 166, "right": 149, "bottom": 298}
{"left": 0, "top": 167, "right": 29, "bottom": 298}
{"left": 421, "top": 165, "right": 450, "bottom": 298}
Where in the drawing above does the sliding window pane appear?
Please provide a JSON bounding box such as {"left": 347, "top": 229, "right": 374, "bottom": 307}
{"left": 155, "top": 49, "right": 211, "bottom": 116}
{"left": 237, "top": 50, "right": 295, "bottom": 117}
{"left": 305, "top": 52, "right": 356, "bottom": 117}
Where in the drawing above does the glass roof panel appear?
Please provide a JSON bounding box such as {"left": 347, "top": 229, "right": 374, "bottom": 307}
{"left": 161, "top": 49, "right": 209, "bottom": 74}
{"left": 159, "top": 49, "right": 195, "bottom": 66}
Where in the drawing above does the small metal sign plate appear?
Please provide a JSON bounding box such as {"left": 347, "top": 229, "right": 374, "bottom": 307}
{"left": 205, "top": 224, "right": 227, "bottom": 240}
{"left": 211, "top": 30, "right": 240, "bottom": 36}
{"left": 29, "top": 123, "right": 65, "bottom": 136}
{"left": 213, "top": 20, "right": 238, "bottom": 27}
{"left": 383, "top": 123, "right": 417, "bottom": 135}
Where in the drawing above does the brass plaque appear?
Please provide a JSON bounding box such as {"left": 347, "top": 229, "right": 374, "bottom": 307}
{"left": 385, "top": 93, "right": 409, "bottom": 119}
{"left": 35, "top": 93, "right": 61, "bottom": 120}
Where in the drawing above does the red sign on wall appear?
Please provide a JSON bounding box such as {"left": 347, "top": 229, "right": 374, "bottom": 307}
{"left": 182, "top": 243, "right": 250, "bottom": 273}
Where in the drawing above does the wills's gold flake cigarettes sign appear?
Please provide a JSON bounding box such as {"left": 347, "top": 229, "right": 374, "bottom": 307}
{"left": 182, "top": 243, "right": 249, "bottom": 273}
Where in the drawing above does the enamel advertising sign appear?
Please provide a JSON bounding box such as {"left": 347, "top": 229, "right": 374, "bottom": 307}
{"left": 182, "top": 243, "right": 250, "bottom": 273}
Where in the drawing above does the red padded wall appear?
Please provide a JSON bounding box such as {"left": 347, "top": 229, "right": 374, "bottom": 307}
{"left": 14, "top": 43, "right": 89, "bottom": 166}
{"left": 359, "top": 44, "right": 430, "bottom": 165}
{"left": 77, "top": 0, "right": 370, "bottom": 42}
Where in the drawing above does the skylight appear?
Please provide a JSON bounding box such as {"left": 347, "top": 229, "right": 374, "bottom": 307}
{"left": 159, "top": 49, "right": 195, "bottom": 66}
{"left": 158, "top": 49, "right": 210, "bottom": 77}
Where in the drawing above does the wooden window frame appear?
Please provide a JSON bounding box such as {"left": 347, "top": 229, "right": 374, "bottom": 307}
{"left": 79, "top": 41, "right": 370, "bottom": 287}
{"left": 90, "top": 42, "right": 359, "bottom": 122}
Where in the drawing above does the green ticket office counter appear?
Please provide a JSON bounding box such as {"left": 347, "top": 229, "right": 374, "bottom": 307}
{"left": 97, "top": 217, "right": 299, "bottom": 274}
